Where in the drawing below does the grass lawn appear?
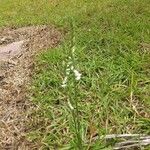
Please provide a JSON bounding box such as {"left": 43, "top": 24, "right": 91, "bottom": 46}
{"left": 0, "top": 0, "right": 150, "bottom": 149}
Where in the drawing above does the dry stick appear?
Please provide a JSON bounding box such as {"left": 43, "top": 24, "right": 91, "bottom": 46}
{"left": 92, "top": 134, "right": 146, "bottom": 141}
{"left": 106, "top": 135, "right": 150, "bottom": 150}
{"left": 115, "top": 139, "right": 141, "bottom": 146}
{"left": 91, "top": 134, "right": 150, "bottom": 149}
{"left": 101, "top": 134, "right": 145, "bottom": 139}
{"left": 115, "top": 138, "right": 150, "bottom": 147}
{"left": 114, "top": 139, "right": 150, "bottom": 150}
{"left": 93, "top": 134, "right": 146, "bottom": 144}
{"left": 140, "top": 136, "right": 150, "bottom": 140}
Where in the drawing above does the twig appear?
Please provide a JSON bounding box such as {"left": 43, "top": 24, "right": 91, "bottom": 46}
{"left": 92, "top": 134, "right": 146, "bottom": 141}
{"left": 114, "top": 138, "right": 150, "bottom": 149}
{"left": 90, "top": 134, "right": 150, "bottom": 149}
{"left": 102, "top": 134, "right": 145, "bottom": 139}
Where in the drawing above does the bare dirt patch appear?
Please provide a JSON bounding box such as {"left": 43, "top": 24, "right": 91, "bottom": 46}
{"left": 0, "top": 25, "right": 63, "bottom": 149}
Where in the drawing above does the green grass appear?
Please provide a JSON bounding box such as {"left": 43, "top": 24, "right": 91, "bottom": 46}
{"left": 0, "top": 0, "right": 150, "bottom": 149}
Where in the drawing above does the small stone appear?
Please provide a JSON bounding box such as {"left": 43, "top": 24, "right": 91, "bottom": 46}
{"left": 0, "top": 40, "right": 24, "bottom": 60}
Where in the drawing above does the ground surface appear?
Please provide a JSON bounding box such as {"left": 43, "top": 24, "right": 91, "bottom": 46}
{"left": 0, "top": 0, "right": 150, "bottom": 150}
{"left": 0, "top": 26, "right": 62, "bottom": 149}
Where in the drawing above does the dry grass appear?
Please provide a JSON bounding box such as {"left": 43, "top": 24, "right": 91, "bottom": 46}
{"left": 0, "top": 25, "right": 63, "bottom": 149}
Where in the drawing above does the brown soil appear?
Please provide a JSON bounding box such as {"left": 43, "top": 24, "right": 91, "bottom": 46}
{"left": 0, "top": 25, "right": 63, "bottom": 150}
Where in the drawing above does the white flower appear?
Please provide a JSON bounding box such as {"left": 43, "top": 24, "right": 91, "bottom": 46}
{"left": 66, "top": 68, "right": 71, "bottom": 75}
{"left": 73, "top": 69, "right": 82, "bottom": 81}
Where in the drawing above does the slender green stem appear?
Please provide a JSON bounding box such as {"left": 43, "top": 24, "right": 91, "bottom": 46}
{"left": 67, "top": 19, "right": 83, "bottom": 149}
